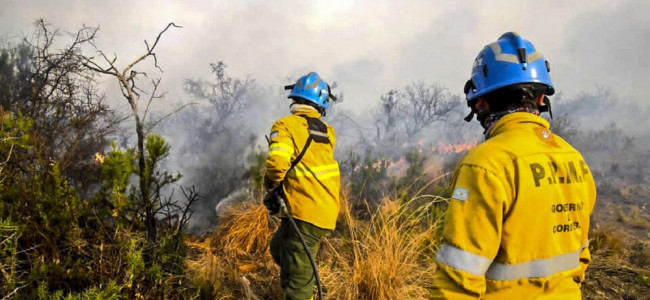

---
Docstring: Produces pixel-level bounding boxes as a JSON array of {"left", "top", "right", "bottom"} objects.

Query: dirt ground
[{"left": 582, "top": 183, "right": 650, "bottom": 300}]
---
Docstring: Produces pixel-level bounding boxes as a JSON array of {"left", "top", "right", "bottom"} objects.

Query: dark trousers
[{"left": 270, "top": 218, "right": 329, "bottom": 300}]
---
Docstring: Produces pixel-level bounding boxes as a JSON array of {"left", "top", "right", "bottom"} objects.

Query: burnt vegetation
[{"left": 0, "top": 21, "right": 648, "bottom": 299}]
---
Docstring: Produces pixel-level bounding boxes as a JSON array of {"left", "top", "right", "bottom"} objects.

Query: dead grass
[
  {"left": 211, "top": 202, "right": 275, "bottom": 256},
  {"left": 185, "top": 202, "right": 280, "bottom": 299},
  {"left": 618, "top": 186, "right": 632, "bottom": 198},
  {"left": 629, "top": 241, "right": 650, "bottom": 266},
  {"left": 582, "top": 256, "right": 648, "bottom": 300},
  {"left": 313, "top": 178, "right": 448, "bottom": 300},
  {"left": 185, "top": 182, "right": 447, "bottom": 299},
  {"left": 589, "top": 224, "right": 626, "bottom": 258},
  {"left": 184, "top": 180, "right": 650, "bottom": 300},
  {"left": 617, "top": 205, "right": 650, "bottom": 229}
]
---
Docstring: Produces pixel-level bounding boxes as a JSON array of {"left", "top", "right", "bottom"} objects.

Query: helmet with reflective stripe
[
  {"left": 465, "top": 32, "right": 555, "bottom": 101},
  {"left": 287, "top": 72, "right": 334, "bottom": 110}
]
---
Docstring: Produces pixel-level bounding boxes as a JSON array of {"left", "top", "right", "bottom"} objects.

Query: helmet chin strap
[
  {"left": 464, "top": 110, "right": 475, "bottom": 122},
  {"left": 539, "top": 95, "right": 553, "bottom": 119},
  {"left": 463, "top": 95, "right": 478, "bottom": 122}
]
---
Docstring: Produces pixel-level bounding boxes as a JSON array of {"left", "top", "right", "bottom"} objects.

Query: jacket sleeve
[
  {"left": 432, "top": 163, "right": 509, "bottom": 299},
  {"left": 264, "top": 119, "right": 294, "bottom": 191}
]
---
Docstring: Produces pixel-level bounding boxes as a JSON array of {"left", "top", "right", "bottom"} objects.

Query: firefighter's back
[
  {"left": 277, "top": 112, "right": 340, "bottom": 230},
  {"left": 463, "top": 112, "right": 596, "bottom": 299}
]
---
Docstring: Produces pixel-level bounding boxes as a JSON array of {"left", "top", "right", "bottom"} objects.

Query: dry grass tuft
[
  {"left": 583, "top": 229, "right": 650, "bottom": 300},
  {"left": 630, "top": 241, "right": 650, "bottom": 266},
  {"left": 589, "top": 224, "right": 626, "bottom": 258},
  {"left": 186, "top": 201, "right": 280, "bottom": 299},
  {"left": 211, "top": 202, "right": 275, "bottom": 256},
  {"left": 319, "top": 187, "right": 445, "bottom": 300},
  {"left": 186, "top": 180, "right": 449, "bottom": 299},
  {"left": 618, "top": 186, "right": 632, "bottom": 198},
  {"left": 626, "top": 206, "right": 650, "bottom": 229},
  {"left": 617, "top": 205, "right": 650, "bottom": 229}
]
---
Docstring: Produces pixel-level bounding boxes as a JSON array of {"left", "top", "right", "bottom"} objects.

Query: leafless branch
[
  {"left": 142, "top": 78, "right": 162, "bottom": 124},
  {"left": 145, "top": 102, "right": 196, "bottom": 134},
  {"left": 127, "top": 22, "right": 181, "bottom": 74},
  {"left": 178, "top": 186, "right": 203, "bottom": 233},
  {"left": 1, "top": 284, "right": 28, "bottom": 300}
]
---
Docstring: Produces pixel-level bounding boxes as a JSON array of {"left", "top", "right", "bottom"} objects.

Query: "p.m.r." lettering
[
  {"left": 529, "top": 160, "right": 590, "bottom": 187},
  {"left": 530, "top": 163, "right": 545, "bottom": 187}
]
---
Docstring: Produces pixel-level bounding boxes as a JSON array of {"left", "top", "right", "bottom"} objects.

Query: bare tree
[
  {"left": 0, "top": 20, "right": 121, "bottom": 189},
  {"left": 398, "top": 83, "right": 456, "bottom": 140},
  {"left": 81, "top": 22, "right": 182, "bottom": 243},
  {"left": 184, "top": 61, "right": 255, "bottom": 121}
]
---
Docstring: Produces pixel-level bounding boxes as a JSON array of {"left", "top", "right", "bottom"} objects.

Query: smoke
[
  {"left": 156, "top": 64, "right": 291, "bottom": 231},
  {"left": 155, "top": 62, "right": 483, "bottom": 231},
  {"left": 153, "top": 59, "right": 649, "bottom": 232},
  {"left": 4, "top": 1, "right": 646, "bottom": 231},
  {"left": 554, "top": 0, "right": 650, "bottom": 105},
  {"left": 549, "top": 87, "right": 650, "bottom": 187}
]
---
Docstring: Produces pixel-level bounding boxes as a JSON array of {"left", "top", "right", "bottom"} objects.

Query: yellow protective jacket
[
  {"left": 432, "top": 112, "right": 597, "bottom": 300},
  {"left": 264, "top": 105, "right": 340, "bottom": 230}
]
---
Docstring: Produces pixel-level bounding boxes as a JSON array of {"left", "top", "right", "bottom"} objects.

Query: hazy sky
[{"left": 1, "top": 0, "right": 648, "bottom": 112}]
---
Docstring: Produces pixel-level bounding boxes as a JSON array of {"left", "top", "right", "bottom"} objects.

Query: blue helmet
[
  {"left": 465, "top": 32, "right": 555, "bottom": 101},
  {"left": 285, "top": 72, "right": 337, "bottom": 110}
]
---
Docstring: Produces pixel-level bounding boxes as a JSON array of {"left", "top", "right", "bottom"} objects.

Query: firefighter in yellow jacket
[
  {"left": 264, "top": 72, "right": 340, "bottom": 300},
  {"left": 432, "top": 32, "right": 597, "bottom": 299}
]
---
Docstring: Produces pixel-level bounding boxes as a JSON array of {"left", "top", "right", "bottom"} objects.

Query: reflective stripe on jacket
[
  {"left": 432, "top": 112, "right": 597, "bottom": 300},
  {"left": 265, "top": 107, "right": 340, "bottom": 230}
]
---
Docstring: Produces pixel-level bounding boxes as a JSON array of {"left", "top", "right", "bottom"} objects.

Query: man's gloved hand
[
  {"left": 263, "top": 189, "right": 280, "bottom": 215},
  {"left": 264, "top": 176, "right": 280, "bottom": 193}
]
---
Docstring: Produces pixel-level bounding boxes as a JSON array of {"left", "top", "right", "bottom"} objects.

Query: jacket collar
[
  {"left": 487, "top": 112, "right": 550, "bottom": 139},
  {"left": 290, "top": 104, "right": 322, "bottom": 118}
]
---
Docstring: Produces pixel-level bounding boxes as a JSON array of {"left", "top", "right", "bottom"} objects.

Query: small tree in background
[
  {"left": 398, "top": 83, "right": 456, "bottom": 141},
  {"left": 372, "top": 83, "right": 458, "bottom": 153},
  {"left": 82, "top": 22, "right": 185, "bottom": 244},
  {"left": 376, "top": 89, "right": 399, "bottom": 142},
  {"left": 184, "top": 61, "right": 255, "bottom": 123}
]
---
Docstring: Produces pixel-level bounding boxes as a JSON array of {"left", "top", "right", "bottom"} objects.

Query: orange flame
[
  {"left": 94, "top": 152, "right": 105, "bottom": 164},
  {"left": 432, "top": 142, "right": 477, "bottom": 154}
]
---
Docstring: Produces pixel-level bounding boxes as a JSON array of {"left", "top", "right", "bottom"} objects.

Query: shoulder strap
[
  {"left": 302, "top": 115, "right": 330, "bottom": 144},
  {"left": 289, "top": 135, "right": 312, "bottom": 172},
  {"left": 282, "top": 115, "right": 328, "bottom": 182}
]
